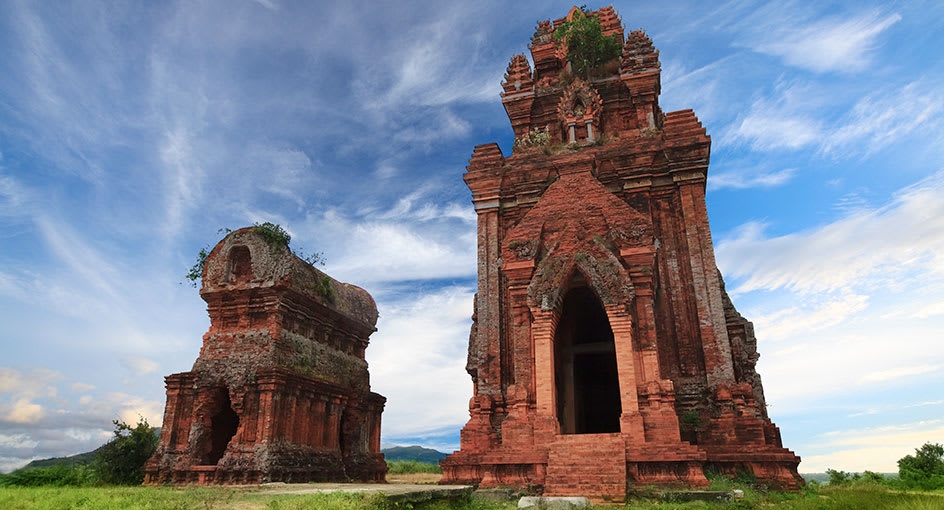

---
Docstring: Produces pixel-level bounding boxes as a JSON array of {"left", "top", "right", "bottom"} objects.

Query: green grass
[
  {"left": 386, "top": 460, "right": 442, "bottom": 475},
  {"left": 0, "top": 486, "right": 508, "bottom": 510},
  {"left": 0, "top": 483, "right": 941, "bottom": 509}
]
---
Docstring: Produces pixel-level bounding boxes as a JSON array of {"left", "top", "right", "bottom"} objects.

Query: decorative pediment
[
  {"left": 558, "top": 79, "right": 602, "bottom": 124},
  {"left": 501, "top": 167, "right": 653, "bottom": 310}
]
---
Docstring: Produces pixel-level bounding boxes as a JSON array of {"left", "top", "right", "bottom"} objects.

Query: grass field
[
  {"left": 3, "top": 461, "right": 942, "bottom": 509},
  {"left": 1, "top": 482, "right": 943, "bottom": 509}
]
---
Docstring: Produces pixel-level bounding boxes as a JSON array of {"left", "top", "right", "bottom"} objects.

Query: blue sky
[{"left": 1, "top": 0, "right": 942, "bottom": 474}]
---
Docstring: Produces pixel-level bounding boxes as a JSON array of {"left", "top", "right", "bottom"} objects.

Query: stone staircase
[{"left": 544, "top": 433, "right": 626, "bottom": 501}]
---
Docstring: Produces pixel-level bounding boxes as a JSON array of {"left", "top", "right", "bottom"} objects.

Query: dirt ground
[{"left": 386, "top": 473, "right": 442, "bottom": 484}]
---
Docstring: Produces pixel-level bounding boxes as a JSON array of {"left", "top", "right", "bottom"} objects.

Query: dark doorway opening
[
  {"left": 205, "top": 390, "right": 239, "bottom": 465},
  {"left": 228, "top": 246, "right": 252, "bottom": 283},
  {"left": 555, "top": 285, "right": 621, "bottom": 434}
]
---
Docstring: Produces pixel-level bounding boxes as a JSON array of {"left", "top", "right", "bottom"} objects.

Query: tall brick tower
[{"left": 440, "top": 6, "right": 802, "bottom": 499}]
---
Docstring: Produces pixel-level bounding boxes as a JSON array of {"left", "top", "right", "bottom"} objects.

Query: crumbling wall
[{"left": 145, "top": 226, "right": 386, "bottom": 484}]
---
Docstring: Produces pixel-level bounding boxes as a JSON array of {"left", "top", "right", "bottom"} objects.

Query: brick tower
[
  {"left": 440, "top": 6, "right": 802, "bottom": 499},
  {"left": 145, "top": 227, "right": 386, "bottom": 484}
]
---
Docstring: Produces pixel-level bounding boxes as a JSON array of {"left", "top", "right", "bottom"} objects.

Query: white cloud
[
  {"left": 306, "top": 196, "right": 477, "bottom": 287},
  {"left": 252, "top": 0, "right": 278, "bottom": 11},
  {"left": 749, "top": 292, "right": 868, "bottom": 342},
  {"left": 121, "top": 357, "right": 160, "bottom": 376},
  {"left": 741, "top": 9, "right": 902, "bottom": 73},
  {"left": 717, "top": 170, "right": 944, "bottom": 295},
  {"left": 71, "top": 382, "right": 95, "bottom": 393},
  {"left": 0, "top": 433, "right": 38, "bottom": 450},
  {"left": 721, "top": 78, "right": 942, "bottom": 159},
  {"left": 708, "top": 167, "right": 795, "bottom": 191},
  {"left": 5, "top": 400, "right": 44, "bottom": 424},
  {"left": 724, "top": 82, "right": 824, "bottom": 151},
  {"left": 757, "top": 321, "right": 944, "bottom": 413},
  {"left": 368, "top": 285, "right": 474, "bottom": 441},
  {"left": 0, "top": 171, "right": 32, "bottom": 220},
  {"left": 720, "top": 172, "right": 944, "bottom": 430},
  {"left": 802, "top": 421, "right": 944, "bottom": 472},
  {"left": 860, "top": 365, "right": 941, "bottom": 384},
  {"left": 905, "top": 301, "right": 944, "bottom": 319},
  {"left": 358, "top": 4, "right": 502, "bottom": 112},
  {"left": 660, "top": 57, "right": 729, "bottom": 123},
  {"left": 824, "top": 80, "right": 944, "bottom": 156},
  {"left": 0, "top": 368, "right": 62, "bottom": 399},
  {"left": 158, "top": 127, "right": 204, "bottom": 241},
  {"left": 35, "top": 217, "right": 126, "bottom": 306},
  {"left": 903, "top": 401, "right": 944, "bottom": 409}
]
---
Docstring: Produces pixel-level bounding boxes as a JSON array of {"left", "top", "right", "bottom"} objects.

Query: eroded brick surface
[
  {"left": 144, "top": 227, "right": 386, "bottom": 485},
  {"left": 441, "top": 6, "right": 802, "bottom": 499}
]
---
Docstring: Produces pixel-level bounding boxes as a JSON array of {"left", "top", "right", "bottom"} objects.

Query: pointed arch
[
  {"left": 527, "top": 250, "right": 634, "bottom": 313},
  {"left": 195, "top": 385, "right": 240, "bottom": 466},
  {"left": 554, "top": 282, "right": 621, "bottom": 434}
]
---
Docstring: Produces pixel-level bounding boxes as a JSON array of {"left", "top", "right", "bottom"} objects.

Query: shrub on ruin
[{"left": 553, "top": 7, "right": 622, "bottom": 78}]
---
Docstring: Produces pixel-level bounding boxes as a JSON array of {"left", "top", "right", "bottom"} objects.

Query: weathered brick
[
  {"left": 441, "top": 6, "right": 802, "bottom": 499},
  {"left": 145, "top": 227, "right": 386, "bottom": 485}
]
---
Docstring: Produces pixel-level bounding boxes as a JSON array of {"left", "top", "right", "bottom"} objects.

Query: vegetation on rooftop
[
  {"left": 553, "top": 6, "right": 622, "bottom": 79},
  {"left": 184, "top": 222, "right": 324, "bottom": 288}
]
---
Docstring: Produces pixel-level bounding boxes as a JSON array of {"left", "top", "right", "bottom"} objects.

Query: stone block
[{"left": 518, "top": 496, "right": 590, "bottom": 509}]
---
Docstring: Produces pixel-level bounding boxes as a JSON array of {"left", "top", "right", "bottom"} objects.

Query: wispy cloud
[
  {"left": 0, "top": 168, "right": 32, "bottom": 221},
  {"left": 301, "top": 193, "right": 477, "bottom": 287},
  {"left": 708, "top": 167, "right": 795, "bottom": 191},
  {"left": 660, "top": 54, "right": 748, "bottom": 127},
  {"left": 723, "top": 81, "right": 824, "bottom": 151},
  {"left": 861, "top": 365, "right": 941, "bottom": 384},
  {"left": 158, "top": 127, "right": 204, "bottom": 241},
  {"left": 717, "top": 170, "right": 944, "bottom": 294},
  {"left": 737, "top": 7, "right": 901, "bottom": 73},
  {"left": 720, "top": 69, "right": 942, "bottom": 160},
  {"left": 824, "top": 80, "right": 944, "bottom": 156},
  {"left": 749, "top": 292, "right": 868, "bottom": 342},
  {"left": 121, "top": 357, "right": 160, "bottom": 377},
  {"left": 721, "top": 171, "right": 944, "bottom": 425}
]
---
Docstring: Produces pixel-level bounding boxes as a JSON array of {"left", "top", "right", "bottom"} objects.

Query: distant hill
[
  {"left": 21, "top": 439, "right": 443, "bottom": 472},
  {"left": 381, "top": 446, "right": 447, "bottom": 464},
  {"left": 18, "top": 427, "right": 161, "bottom": 472},
  {"left": 21, "top": 449, "right": 99, "bottom": 470}
]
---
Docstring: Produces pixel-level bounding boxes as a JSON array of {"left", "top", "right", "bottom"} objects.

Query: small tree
[
  {"left": 94, "top": 418, "right": 158, "bottom": 485},
  {"left": 553, "top": 8, "right": 622, "bottom": 78},
  {"left": 898, "top": 442, "right": 944, "bottom": 490},
  {"left": 826, "top": 468, "right": 851, "bottom": 485}
]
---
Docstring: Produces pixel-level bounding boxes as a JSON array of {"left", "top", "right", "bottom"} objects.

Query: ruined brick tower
[
  {"left": 440, "top": 6, "right": 802, "bottom": 499},
  {"left": 145, "top": 227, "right": 386, "bottom": 484}
]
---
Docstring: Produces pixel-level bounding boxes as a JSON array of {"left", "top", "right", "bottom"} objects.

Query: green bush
[
  {"left": 897, "top": 441, "right": 944, "bottom": 490},
  {"left": 553, "top": 7, "right": 622, "bottom": 78},
  {"left": 93, "top": 418, "right": 158, "bottom": 485},
  {"left": 826, "top": 468, "right": 851, "bottom": 485}
]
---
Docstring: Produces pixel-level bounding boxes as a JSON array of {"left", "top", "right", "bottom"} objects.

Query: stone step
[{"left": 545, "top": 434, "right": 626, "bottom": 500}]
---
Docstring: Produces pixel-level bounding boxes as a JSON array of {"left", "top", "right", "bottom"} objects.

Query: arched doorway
[
  {"left": 554, "top": 285, "right": 621, "bottom": 434},
  {"left": 201, "top": 388, "right": 239, "bottom": 465}
]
